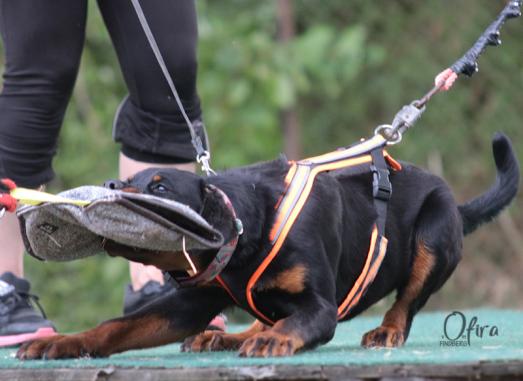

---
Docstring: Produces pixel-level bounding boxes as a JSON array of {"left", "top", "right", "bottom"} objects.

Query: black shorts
[{"left": 0, "top": 0, "right": 203, "bottom": 188}]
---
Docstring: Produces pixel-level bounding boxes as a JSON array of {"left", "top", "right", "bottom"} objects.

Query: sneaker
[
  {"left": 123, "top": 280, "right": 175, "bottom": 315},
  {"left": 0, "top": 272, "right": 57, "bottom": 347},
  {"left": 123, "top": 280, "right": 227, "bottom": 331}
]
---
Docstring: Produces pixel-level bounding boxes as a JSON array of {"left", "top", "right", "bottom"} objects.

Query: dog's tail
[{"left": 458, "top": 132, "right": 520, "bottom": 236}]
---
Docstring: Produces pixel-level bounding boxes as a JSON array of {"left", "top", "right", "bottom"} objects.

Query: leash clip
[
  {"left": 370, "top": 165, "right": 392, "bottom": 201},
  {"left": 375, "top": 102, "right": 426, "bottom": 145},
  {"left": 197, "top": 151, "right": 216, "bottom": 176},
  {"left": 393, "top": 102, "right": 425, "bottom": 130},
  {"left": 0, "top": 207, "right": 5, "bottom": 219}
]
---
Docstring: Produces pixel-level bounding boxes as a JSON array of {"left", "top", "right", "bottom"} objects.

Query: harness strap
[
  {"left": 371, "top": 149, "right": 392, "bottom": 236},
  {"left": 245, "top": 149, "right": 399, "bottom": 325},
  {"left": 337, "top": 228, "right": 388, "bottom": 320},
  {"left": 337, "top": 149, "right": 392, "bottom": 320},
  {"left": 247, "top": 155, "right": 378, "bottom": 325}
]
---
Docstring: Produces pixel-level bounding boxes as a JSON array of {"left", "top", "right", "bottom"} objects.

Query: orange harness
[{"left": 218, "top": 143, "right": 401, "bottom": 325}]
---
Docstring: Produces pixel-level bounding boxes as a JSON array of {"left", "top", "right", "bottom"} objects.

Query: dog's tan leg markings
[
  {"left": 17, "top": 315, "right": 181, "bottom": 359},
  {"left": 361, "top": 241, "right": 435, "bottom": 348},
  {"left": 238, "top": 319, "right": 305, "bottom": 357},
  {"left": 182, "top": 319, "right": 268, "bottom": 353},
  {"left": 259, "top": 264, "right": 308, "bottom": 294}
]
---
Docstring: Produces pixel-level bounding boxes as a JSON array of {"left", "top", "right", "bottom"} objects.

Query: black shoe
[
  {"left": 122, "top": 280, "right": 228, "bottom": 331},
  {"left": 0, "top": 272, "right": 56, "bottom": 347},
  {"left": 122, "top": 280, "right": 175, "bottom": 315}
]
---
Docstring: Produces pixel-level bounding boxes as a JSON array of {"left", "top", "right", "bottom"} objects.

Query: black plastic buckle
[{"left": 370, "top": 165, "right": 392, "bottom": 201}]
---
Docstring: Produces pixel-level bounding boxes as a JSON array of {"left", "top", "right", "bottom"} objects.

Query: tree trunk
[{"left": 276, "top": 0, "right": 301, "bottom": 160}]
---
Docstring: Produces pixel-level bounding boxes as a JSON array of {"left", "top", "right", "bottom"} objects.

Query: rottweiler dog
[{"left": 17, "top": 133, "right": 519, "bottom": 359}]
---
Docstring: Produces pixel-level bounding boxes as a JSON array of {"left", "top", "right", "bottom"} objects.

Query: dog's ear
[{"left": 199, "top": 184, "right": 237, "bottom": 242}]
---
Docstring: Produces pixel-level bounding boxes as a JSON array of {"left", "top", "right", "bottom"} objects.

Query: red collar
[{"left": 166, "top": 185, "right": 242, "bottom": 288}]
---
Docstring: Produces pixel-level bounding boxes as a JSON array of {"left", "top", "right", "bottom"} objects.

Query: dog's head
[
  {"left": 103, "top": 168, "right": 239, "bottom": 272},
  {"left": 106, "top": 168, "right": 205, "bottom": 211}
]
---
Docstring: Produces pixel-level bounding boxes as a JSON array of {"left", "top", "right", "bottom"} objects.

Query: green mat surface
[{"left": 1, "top": 309, "right": 522, "bottom": 369}]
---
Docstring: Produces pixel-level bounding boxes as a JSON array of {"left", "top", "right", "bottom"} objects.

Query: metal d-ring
[{"left": 374, "top": 124, "right": 403, "bottom": 145}]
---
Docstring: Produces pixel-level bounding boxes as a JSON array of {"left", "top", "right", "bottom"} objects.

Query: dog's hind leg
[
  {"left": 361, "top": 240, "right": 436, "bottom": 348},
  {"left": 181, "top": 319, "right": 269, "bottom": 352},
  {"left": 361, "top": 189, "right": 462, "bottom": 348}
]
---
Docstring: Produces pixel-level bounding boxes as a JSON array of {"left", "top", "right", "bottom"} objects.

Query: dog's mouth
[{"left": 128, "top": 198, "right": 219, "bottom": 243}]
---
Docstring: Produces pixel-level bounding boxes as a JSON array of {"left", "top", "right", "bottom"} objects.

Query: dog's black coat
[{"left": 17, "top": 133, "right": 519, "bottom": 359}]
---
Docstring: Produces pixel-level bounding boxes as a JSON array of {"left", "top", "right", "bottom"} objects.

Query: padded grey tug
[{"left": 17, "top": 186, "right": 225, "bottom": 261}]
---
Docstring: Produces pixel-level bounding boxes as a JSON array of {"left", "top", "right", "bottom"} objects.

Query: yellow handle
[{"left": 11, "top": 188, "right": 91, "bottom": 207}]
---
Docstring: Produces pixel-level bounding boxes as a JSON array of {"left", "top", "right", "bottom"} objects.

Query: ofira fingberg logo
[{"left": 440, "top": 311, "right": 499, "bottom": 347}]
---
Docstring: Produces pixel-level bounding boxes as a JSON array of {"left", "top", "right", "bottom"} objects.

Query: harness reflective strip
[
  {"left": 269, "top": 164, "right": 311, "bottom": 242},
  {"left": 306, "top": 135, "right": 387, "bottom": 164},
  {"left": 247, "top": 155, "right": 375, "bottom": 325},
  {"left": 272, "top": 162, "right": 299, "bottom": 212},
  {"left": 337, "top": 226, "right": 378, "bottom": 316},
  {"left": 338, "top": 235, "right": 388, "bottom": 320},
  {"left": 270, "top": 155, "right": 375, "bottom": 243}
]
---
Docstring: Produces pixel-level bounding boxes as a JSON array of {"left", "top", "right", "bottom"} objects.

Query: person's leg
[
  {"left": 0, "top": 0, "right": 87, "bottom": 346},
  {"left": 97, "top": 0, "right": 204, "bottom": 167},
  {"left": 0, "top": 214, "right": 24, "bottom": 277},
  {"left": 0, "top": 0, "right": 87, "bottom": 274}
]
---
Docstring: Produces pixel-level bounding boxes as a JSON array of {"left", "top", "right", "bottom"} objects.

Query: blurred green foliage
[{"left": 0, "top": 1, "right": 521, "bottom": 332}]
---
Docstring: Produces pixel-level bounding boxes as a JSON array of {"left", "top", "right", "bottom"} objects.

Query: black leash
[
  {"left": 129, "top": 0, "right": 215, "bottom": 176},
  {"left": 450, "top": 0, "right": 522, "bottom": 77},
  {"left": 129, "top": 0, "right": 520, "bottom": 170},
  {"left": 367, "top": 0, "right": 520, "bottom": 258},
  {"left": 375, "top": 0, "right": 521, "bottom": 146}
]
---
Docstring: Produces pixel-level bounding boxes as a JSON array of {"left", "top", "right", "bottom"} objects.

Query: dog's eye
[{"left": 150, "top": 183, "right": 168, "bottom": 193}]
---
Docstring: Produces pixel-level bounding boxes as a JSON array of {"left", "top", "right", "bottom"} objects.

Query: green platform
[{"left": 1, "top": 309, "right": 522, "bottom": 380}]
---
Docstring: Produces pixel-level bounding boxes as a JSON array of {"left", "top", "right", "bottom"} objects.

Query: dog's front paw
[
  {"left": 238, "top": 331, "right": 302, "bottom": 357},
  {"left": 16, "top": 335, "right": 64, "bottom": 360},
  {"left": 16, "top": 335, "right": 102, "bottom": 360},
  {"left": 361, "top": 326, "right": 405, "bottom": 348},
  {"left": 181, "top": 331, "right": 233, "bottom": 352}
]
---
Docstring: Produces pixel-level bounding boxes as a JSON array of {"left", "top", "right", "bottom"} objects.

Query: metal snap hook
[{"left": 197, "top": 151, "right": 217, "bottom": 176}]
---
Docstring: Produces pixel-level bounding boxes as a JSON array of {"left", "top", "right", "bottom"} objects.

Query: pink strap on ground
[
  {"left": 0, "top": 327, "right": 57, "bottom": 348},
  {"left": 434, "top": 68, "right": 458, "bottom": 91}
]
